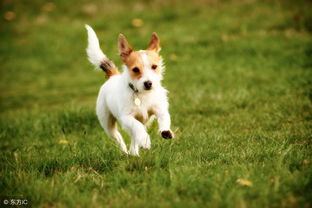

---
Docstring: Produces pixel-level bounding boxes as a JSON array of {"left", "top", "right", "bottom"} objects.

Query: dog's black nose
[{"left": 144, "top": 81, "right": 152, "bottom": 90}]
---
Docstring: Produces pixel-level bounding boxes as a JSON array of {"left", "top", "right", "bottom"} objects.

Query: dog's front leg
[
  {"left": 120, "top": 115, "right": 151, "bottom": 156},
  {"left": 155, "top": 108, "right": 174, "bottom": 139}
]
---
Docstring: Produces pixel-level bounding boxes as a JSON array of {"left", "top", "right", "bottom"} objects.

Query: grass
[{"left": 1, "top": 0, "right": 312, "bottom": 207}]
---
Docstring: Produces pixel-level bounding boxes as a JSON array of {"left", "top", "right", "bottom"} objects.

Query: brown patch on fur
[
  {"left": 134, "top": 113, "right": 144, "bottom": 123},
  {"left": 148, "top": 108, "right": 155, "bottom": 117},
  {"left": 123, "top": 50, "right": 162, "bottom": 79},
  {"left": 100, "top": 59, "right": 119, "bottom": 77},
  {"left": 123, "top": 51, "right": 144, "bottom": 79},
  {"left": 122, "top": 50, "right": 162, "bottom": 78},
  {"left": 134, "top": 109, "right": 154, "bottom": 124},
  {"left": 118, "top": 34, "right": 144, "bottom": 79},
  {"left": 146, "top": 50, "right": 161, "bottom": 74}
]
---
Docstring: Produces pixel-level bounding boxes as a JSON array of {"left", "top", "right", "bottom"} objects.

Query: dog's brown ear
[
  {"left": 147, "top": 32, "right": 161, "bottom": 53},
  {"left": 118, "top": 34, "right": 133, "bottom": 61}
]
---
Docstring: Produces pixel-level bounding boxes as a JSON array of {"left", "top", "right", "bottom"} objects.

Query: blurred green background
[{"left": 0, "top": 0, "right": 311, "bottom": 207}]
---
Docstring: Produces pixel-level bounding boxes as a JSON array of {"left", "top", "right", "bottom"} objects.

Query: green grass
[{"left": 1, "top": 0, "right": 312, "bottom": 207}]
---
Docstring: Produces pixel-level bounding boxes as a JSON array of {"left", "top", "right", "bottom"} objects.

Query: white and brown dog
[{"left": 85, "top": 25, "right": 174, "bottom": 156}]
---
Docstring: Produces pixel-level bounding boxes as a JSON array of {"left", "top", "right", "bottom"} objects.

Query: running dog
[{"left": 85, "top": 25, "right": 174, "bottom": 156}]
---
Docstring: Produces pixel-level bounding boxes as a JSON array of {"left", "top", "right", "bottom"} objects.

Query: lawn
[{"left": 0, "top": 0, "right": 311, "bottom": 207}]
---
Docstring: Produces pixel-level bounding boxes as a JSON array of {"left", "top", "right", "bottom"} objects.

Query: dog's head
[{"left": 118, "top": 33, "right": 163, "bottom": 92}]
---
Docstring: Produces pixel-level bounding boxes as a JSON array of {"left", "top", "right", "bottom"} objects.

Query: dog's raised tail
[{"left": 85, "top": 25, "right": 119, "bottom": 77}]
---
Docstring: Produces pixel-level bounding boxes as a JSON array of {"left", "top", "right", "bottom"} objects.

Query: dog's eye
[
  {"left": 151, "top": 65, "right": 157, "bottom": 70},
  {"left": 132, "top": 67, "right": 140, "bottom": 73}
]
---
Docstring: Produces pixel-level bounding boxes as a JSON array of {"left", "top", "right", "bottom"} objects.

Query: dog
[{"left": 85, "top": 25, "right": 174, "bottom": 156}]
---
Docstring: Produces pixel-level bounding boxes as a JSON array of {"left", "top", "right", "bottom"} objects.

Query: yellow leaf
[
  {"left": 132, "top": 18, "right": 143, "bottom": 28},
  {"left": 236, "top": 178, "right": 253, "bottom": 187},
  {"left": 59, "top": 139, "right": 69, "bottom": 144}
]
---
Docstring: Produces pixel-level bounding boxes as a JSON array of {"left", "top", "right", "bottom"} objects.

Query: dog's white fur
[
  {"left": 85, "top": 25, "right": 173, "bottom": 155},
  {"left": 86, "top": 25, "right": 107, "bottom": 67}
]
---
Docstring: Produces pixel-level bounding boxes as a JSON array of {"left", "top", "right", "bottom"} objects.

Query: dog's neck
[
  {"left": 128, "top": 83, "right": 138, "bottom": 93},
  {"left": 121, "top": 67, "right": 138, "bottom": 94}
]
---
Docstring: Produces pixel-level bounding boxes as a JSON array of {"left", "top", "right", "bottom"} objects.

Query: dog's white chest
[{"left": 131, "top": 103, "right": 154, "bottom": 124}]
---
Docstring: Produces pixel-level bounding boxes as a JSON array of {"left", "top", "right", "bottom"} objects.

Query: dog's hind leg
[
  {"left": 96, "top": 101, "right": 128, "bottom": 154},
  {"left": 108, "top": 116, "right": 128, "bottom": 154}
]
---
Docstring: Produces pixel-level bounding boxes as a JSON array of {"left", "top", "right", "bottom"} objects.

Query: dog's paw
[
  {"left": 129, "top": 151, "right": 140, "bottom": 156},
  {"left": 161, "top": 130, "right": 174, "bottom": 139},
  {"left": 140, "top": 134, "right": 151, "bottom": 150},
  {"left": 129, "top": 145, "right": 140, "bottom": 156}
]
